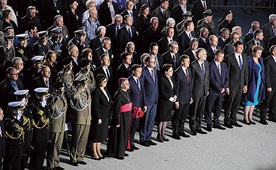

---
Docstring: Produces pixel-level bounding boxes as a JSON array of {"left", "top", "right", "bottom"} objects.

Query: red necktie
[{"left": 203, "top": 1, "right": 207, "bottom": 11}]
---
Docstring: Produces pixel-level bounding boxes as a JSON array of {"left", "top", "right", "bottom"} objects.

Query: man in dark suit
[
  {"left": 152, "top": 0, "right": 170, "bottom": 30},
  {"left": 162, "top": 41, "right": 181, "bottom": 69},
  {"left": 90, "top": 26, "right": 106, "bottom": 52},
  {"left": 245, "top": 29, "right": 266, "bottom": 56},
  {"left": 121, "top": 0, "right": 140, "bottom": 32},
  {"left": 66, "top": 45, "right": 81, "bottom": 74},
  {"left": 116, "top": 52, "right": 133, "bottom": 81},
  {"left": 0, "top": 67, "right": 24, "bottom": 112},
  {"left": 189, "top": 48, "right": 209, "bottom": 135},
  {"left": 244, "top": 21, "right": 260, "bottom": 44},
  {"left": 218, "top": 28, "right": 230, "bottom": 48},
  {"left": 158, "top": 27, "right": 175, "bottom": 55},
  {"left": 93, "top": 37, "right": 114, "bottom": 67},
  {"left": 184, "top": 38, "right": 198, "bottom": 62},
  {"left": 192, "top": 0, "right": 211, "bottom": 26},
  {"left": 140, "top": 56, "right": 158, "bottom": 146},
  {"left": 224, "top": 41, "right": 248, "bottom": 128},
  {"left": 178, "top": 20, "right": 195, "bottom": 54},
  {"left": 149, "top": 42, "right": 163, "bottom": 76},
  {"left": 19, "top": 6, "right": 42, "bottom": 33},
  {"left": 139, "top": 0, "right": 157, "bottom": 11},
  {"left": 141, "top": 17, "right": 163, "bottom": 53},
  {"left": 47, "top": 15, "right": 70, "bottom": 44},
  {"left": 94, "top": 54, "right": 116, "bottom": 96},
  {"left": 106, "top": 14, "right": 123, "bottom": 57},
  {"left": 172, "top": 54, "right": 192, "bottom": 139},
  {"left": 206, "top": 35, "right": 221, "bottom": 62},
  {"left": 262, "top": 14, "right": 276, "bottom": 46},
  {"left": 205, "top": 50, "right": 228, "bottom": 132},
  {"left": 34, "top": 65, "right": 54, "bottom": 93},
  {"left": 260, "top": 45, "right": 276, "bottom": 124},
  {"left": 198, "top": 27, "right": 210, "bottom": 49},
  {"left": 171, "top": 0, "right": 190, "bottom": 24},
  {"left": 223, "top": 31, "right": 240, "bottom": 56},
  {"left": 98, "top": 0, "right": 120, "bottom": 26},
  {"left": 127, "top": 64, "right": 146, "bottom": 151},
  {"left": 117, "top": 15, "right": 138, "bottom": 53}
]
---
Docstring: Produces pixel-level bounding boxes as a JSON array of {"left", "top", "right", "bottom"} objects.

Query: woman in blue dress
[{"left": 243, "top": 45, "right": 265, "bottom": 125}]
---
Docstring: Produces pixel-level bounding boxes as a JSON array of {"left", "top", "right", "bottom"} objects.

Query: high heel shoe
[
  {"left": 157, "top": 134, "right": 164, "bottom": 143},
  {"left": 92, "top": 154, "right": 101, "bottom": 160},
  {"left": 243, "top": 119, "right": 250, "bottom": 125},
  {"left": 249, "top": 120, "right": 256, "bottom": 125},
  {"left": 162, "top": 135, "right": 169, "bottom": 141}
]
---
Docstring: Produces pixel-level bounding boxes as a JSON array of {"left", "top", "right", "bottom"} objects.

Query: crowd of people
[{"left": 0, "top": 0, "right": 276, "bottom": 169}]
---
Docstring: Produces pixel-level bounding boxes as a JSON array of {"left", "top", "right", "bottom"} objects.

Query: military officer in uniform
[
  {"left": 67, "top": 29, "right": 90, "bottom": 54},
  {"left": 70, "top": 76, "right": 91, "bottom": 166},
  {"left": 176, "top": 11, "right": 193, "bottom": 34},
  {"left": 3, "top": 101, "right": 25, "bottom": 170},
  {"left": 29, "top": 88, "right": 50, "bottom": 170},
  {"left": 14, "top": 90, "right": 33, "bottom": 170},
  {"left": 47, "top": 82, "right": 68, "bottom": 170}
]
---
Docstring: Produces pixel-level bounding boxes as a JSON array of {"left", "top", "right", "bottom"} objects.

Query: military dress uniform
[
  {"left": 70, "top": 77, "right": 91, "bottom": 166},
  {"left": 29, "top": 88, "right": 51, "bottom": 170},
  {"left": 3, "top": 101, "right": 26, "bottom": 170},
  {"left": 47, "top": 83, "right": 68, "bottom": 170},
  {"left": 75, "top": 60, "right": 96, "bottom": 93}
]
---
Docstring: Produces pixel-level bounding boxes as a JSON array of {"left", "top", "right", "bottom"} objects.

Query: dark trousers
[
  {"left": 205, "top": 93, "right": 223, "bottom": 126},
  {"left": 30, "top": 142, "right": 48, "bottom": 170},
  {"left": 21, "top": 141, "right": 31, "bottom": 170},
  {"left": 4, "top": 141, "right": 23, "bottom": 170},
  {"left": 260, "top": 90, "right": 276, "bottom": 121},
  {"left": 129, "top": 114, "right": 140, "bottom": 145},
  {"left": 224, "top": 88, "right": 242, "bottom": 124},
  {"left": 172, "top": 103, "right": 190, "bottom": 135},
  {"left": 189, "top": 95, "right": 207, "bottom": 131},
  {"left": 140, "top": 104, "right": 157, "bottom": 142}
]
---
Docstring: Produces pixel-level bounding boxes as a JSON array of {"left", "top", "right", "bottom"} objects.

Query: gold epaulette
[{"left": 5, "top": 118, "right": 24, "bottom": 140}]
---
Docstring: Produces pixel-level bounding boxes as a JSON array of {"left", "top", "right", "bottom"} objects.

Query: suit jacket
[
  {"left": 184, "top": 48, "right": 197, "bottom": 62},
  {"left": 223, "top": 42, "right": 234, "bottom": 57},
  {"left": 178, "top": 31, "right": 195, "bottom": 54},
  {"left": 192, "top": 0, "right": 211, "bottom": 25},
  {"left": 174, "top": 66, "right": 192, "bottom": 104},
  {"left": 128, "top": 76, "right": 145, "bottom": 108},
  {"left": 141, "top": 27, "right": 163, "bottom": 53},
  {"left": 162, "top": 51, "right": 181, "bottom": 69},
  {"left": 225, "top": 52, "right": 248, "bottom": 91},
  {"left": 171, "top": 5, "right": 190, "bottom": 24},
  {"left": 206, "top": 46, "right": 221, "bottom": 63},
  {"left": 34, "top": 76, "right": 54, "bottom": 93},
  {"left": 116, "top": 63, "right": 132, "bottom": 81},
  {"left": 90, "top": 36, "right": 103, "bottom": 52},
  {"left": 139, "top": 0, "right": 157, "bottom": 11},
  {"left": 198, "top": 37, "right": 210, "bottom": 49},
  {"left": 245, "top": 39, "right": 266, "bottom": 56},
  {"left": 106, "top": 23, "right": 123, "bottom": 55},
  {"left": 218, "top": 36, "right": 229, "bottom": 49},
  {"left": 264, "top": 55, "right": 276, "bottom": 89},
  {"left": 152, "top": 6, "right": 170, "bottom": 30},
  {"left": 117, "top": 25, "right": 137, "bottom": 53},
  {"left": 94, "top": 47, "right": 114, "bottom": 67},
  {"left": 141, "top": 67, "right": 158, "bottom": 105},
  {"left": 190, "top": 60, "right": 210, "bottom": 97},
  {"left": 121, "top": 9, "right": 140, "bottom": 32},
  {"left": 98, "top": 1, "right": 120, "bottom": 26},
  {"left": 158, "top": 36, "right": 173, "bottom": 55},
  {"left": 262, "top": 22, "right": 275, "bottom": 45},
  {"left": 244, "top": 32, "right": 253, "bottom": 45},
  {"left": 94, "top": 66, "right": 115, "bottom": 96},
  {"left": 209, "top": 60, "right": 229, "bottom": 95}
]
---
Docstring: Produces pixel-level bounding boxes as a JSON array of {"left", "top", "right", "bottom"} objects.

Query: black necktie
[{"left": 128, "top": 28, "right": 132, "bottom": 38}]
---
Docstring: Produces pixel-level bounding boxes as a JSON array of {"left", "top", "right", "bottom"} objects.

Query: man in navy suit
[
  {"left": 140, "top": 56, "right": 158, "bottom": 146},
  {"left": 206, "top": 35, "right": 221, "bottom": 62},
  {"left": 149, "top": 42, "right": 163, "bottom": 77},
  {"left": 121, "top": 0, "right": 140, "bottom": 32},
  {"left": 116, "top": 52, "right": 133, "bottom": 81},
  {"left": 178, "top": 20, "right": 195, "bottom": 54},
  {"left": 93, "top": 37, "right": 114, "bottom": 67},
  {"left": 205, "top": 50, "right": 228, "bottom": 132},
  {"left": 127, "top": 64, "right": 146, "bottom": 151},
  {"left": 172, "top": 54, "right": 192, "bottom": 139},
  {"left": 158, "top": 27, "right": 175, "bottom": 55},
  {"left": 218, "top": 28, "right": 230, "bottom": 48},
  {"left": 189, "top": 48, "right": 209, "bottom": 135},
  {"left": 98, "top": 0, "right": 120, "bottom": 26}
]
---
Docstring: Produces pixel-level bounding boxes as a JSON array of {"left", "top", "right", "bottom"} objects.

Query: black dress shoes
[
  {"left": 55, "top": 166, "right": 65, "bottom": 170},
  {"left": 191, "top": 130, "right": 197, "bottom": 136},
  {"left": 172, "top": 134, "right": 181, "bottom": 140},
  {"left": 179, "top": 132, "right": 190, "bottom": 138},
  {"left": 131, "top": 145, "right": 139, "bottom": 150},
  {"left": 126, "top": 148, "right": 134, "bottom": 152},
  {"left": 140, "top": 141, "right": 150, "bottom": 147},
  {"left": 260, "top": 119, "right": 268, "bottom": 125},
  {"left": 148, "top": 140, "right": 157, "bottom": 145},
  {"left": 232, "top": 122, "right": 243, "bottom": 127},
  {"left": 224, "top": 123, "right": 233, "bottom": 128},
  {"left": 115, "top": 156, "right": 125, "bottom": 160},
  {"left": 213, "top": 125, "right": 226, "bottom": 130},
  {"left": 77, "top": 161, "right": 87, "bottom": 165},
  {"left": 196, "top": 129, "right": 207, "bottom": 134},
  {"left": 70, "top": 161, "right": 78, "bottom": 166},
  {"left": 206, "top": 125, "right": 212, "bottom": 132},
  {"left": 124, "top": 153, "right": 129, "bottom": 157}
]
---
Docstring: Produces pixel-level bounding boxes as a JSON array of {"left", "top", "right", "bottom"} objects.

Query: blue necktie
[
  {"left": 201, "top": 63, "right": 205, "bottom": 75},
  {"left": 128, "top": 28, "right": 132, "bottom": 38},
  {"left": 11, "top": 82, "right": 19, "bottom": 91},
  {"left": 137, "top": 78, "right": 141, "bottom": 91},
  {"left": 238, "top": 55, "right": 242, "bottom": 70}
]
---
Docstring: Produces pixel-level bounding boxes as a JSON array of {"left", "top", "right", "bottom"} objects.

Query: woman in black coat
[
  {"left": 107, "top": 77, "right": 131, "bottom": 160},
  {"left": 156, "top": 64, "right": 176, "bottom": 142},
  {"left": 90, "top": 74, "right": 111, "bottom": 160}
]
